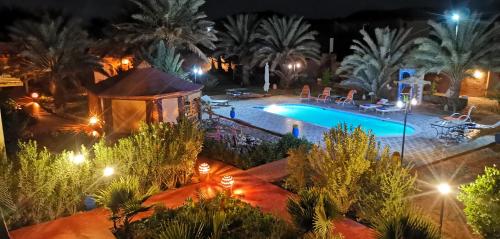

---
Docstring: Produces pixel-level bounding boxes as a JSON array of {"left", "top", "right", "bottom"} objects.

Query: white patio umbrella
[{"left": 264, "top": 63, "right": 270, "bottom": 92}]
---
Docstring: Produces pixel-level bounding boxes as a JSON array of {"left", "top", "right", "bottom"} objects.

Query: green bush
[
  {"left": 0, "top": 98, "right": 36, "bottom": 154},
  {"left": 321, "top": 70, "right": 332, "bottom": 86},
  {"left": 375, "top": 210, "right": 440, "bottom": 239},
  {"left": 458, "top": 166, "right": 500, "bottom": 239},
  {"left": 130, "top": 194, "right": 295, "bottom": 239},
  {"left": 201, "top": 133, "right": 311, "bottom": 169}
]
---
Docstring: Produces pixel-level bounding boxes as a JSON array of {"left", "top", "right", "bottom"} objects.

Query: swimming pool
[{"left": 258, "top": 104, "right": 415, "bottom": 137}]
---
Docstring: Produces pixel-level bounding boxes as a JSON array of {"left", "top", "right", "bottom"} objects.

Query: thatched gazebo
[{"left": 87, "top": 68, "right": 203, "bottom": 133}]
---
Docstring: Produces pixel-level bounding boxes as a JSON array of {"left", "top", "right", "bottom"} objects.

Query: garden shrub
[
  {"left": 0, "top": 98, "right": 36, "bottom": 154},
  {"left": 458, "top": 166, "right": 500, "bottom": 239},
  {"left": 375, "top": 210, "right": 440, "bottom": 239},
  {"left": 129, "top": 194, "right": 295, "bottom": 239},
  {"left": 321, "top": 69, "right": 332, "bottom": 86}
]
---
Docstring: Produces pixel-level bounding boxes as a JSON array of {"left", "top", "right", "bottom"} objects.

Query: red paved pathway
[{"left": 10, "top": 158, "right": 374, "bottom": 239}]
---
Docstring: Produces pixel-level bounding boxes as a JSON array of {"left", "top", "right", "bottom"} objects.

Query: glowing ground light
[
  {"left": 70, "top": 154, "right": 85, "bottom": 165},
  {"left": 31, "top": 92, "right": 39, "bottom": 99},
  {"left": 198, "top": 163, "right": 210, "bottom": 175},
  {"left": 91, "top": 130, "right": 100, "bottom": 137},
  {"left": 89, "top": 116, "right": 99, "bottom": 125},
  {"left": 121, "top": 58, "right": 130, "bottom": 65},
  {"left": 265, "top": 104, "right": 287, "bottom": 114},
  {"left": 103, "top": 167, "right": 115, "bottom": 177},
  {"left": 437, "top": 183, "right": 451, "bottom": 195},
  {"left": 221, "top": 175, "right": 234, "bottom": 188}
]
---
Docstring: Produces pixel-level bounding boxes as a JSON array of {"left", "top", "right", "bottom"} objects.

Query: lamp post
[
  {"left": 437, "top": 183, "right": 451, "bottom": 236},
  {"left": 287, "top": 62, "right": 301, "bottom": 72},
  {"left": 396, "top": 97, "right": 418, "bottom": 163},
  {"left": 451, "top": 13, "right": 460, "bottom": 37},
  {"left": 192, "top": 66, "right": 202, "bottom": 84}
]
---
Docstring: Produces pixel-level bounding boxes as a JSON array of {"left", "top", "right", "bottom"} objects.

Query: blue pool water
[{"left": 259, "top": 104, "right": 415, "bottom": 137}]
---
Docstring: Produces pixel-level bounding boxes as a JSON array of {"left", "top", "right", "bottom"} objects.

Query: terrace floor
[{"left": 211, "top": 95, "right": 495, "bottom": 166}]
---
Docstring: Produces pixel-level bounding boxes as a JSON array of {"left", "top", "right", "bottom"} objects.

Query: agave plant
[
  {"left": 376, "top": 211, "right": 440, "bottom": 239},
  {"left": 142, "top": 40, "right": 189, "bottom": 80},
  {"left": 9, "top": 15, "right": 102, "bottom": 110},
  {"left": 215, "top": 14, "right": 260, "bottom": 86},
  {"left": 251, "top": 16, "right": 321, "bottom": 88},
  {"left": 337, "top": 27, "right": 414, "bottom": 99},
  {"left": 410, "top": 11, "right": 500, "bottom": 110},
  {"left": 95, "top": 176, "right": 158, "bottom": 238},
  {"left": 116, "top": 0, "right": 217, "bottom": 60}
]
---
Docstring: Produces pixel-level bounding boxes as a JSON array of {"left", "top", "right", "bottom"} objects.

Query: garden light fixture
[
  {"left": 192, "top": 66, "right": 202, "bottom": 83},
  {"left": 451, "top": 13, "right": 460, "bottom": 22},
  {"left": 89, "top": 116, "right": 99, "bottom": 126},
  {"left": 103, "top": 167, "right": 115, "bottom": 177},
  {"left": 198, "top": 163, "right": 210, "bottom": 175},
  {"left": 70, "top": 153, "right": 85, "bottom": 165},
  {"left": 397, "top": 98, "right": 418, "bottom": 164},
  {"left": 221, "top": 175, "right": 234, "bottom": 189},
  {"left": 121, "top": 58, "right": 130, "bottom": 65},
  {"left": 437, "top": 183, "right": 451, "bottom": 195},
  {"left": 437, "top": 182, "right": 451, "bottom": 235},
  {"left": 30, "top": 92, "right": 39, "bottom": 99},
  {"left": 473, "top": 70, "right": 484, "bottom": 79}
]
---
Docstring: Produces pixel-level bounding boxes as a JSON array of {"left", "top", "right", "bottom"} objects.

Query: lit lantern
[
  {"left": 31, "top": 92, "right": 39, "bottom": 99},
  {"left": 198, "top": 163, "right": 210, "bottom": 175},
  {"left": 221, "top": 175, "right": 234, "bottom": 188},
  {"left": 121, "top": 58, "right": 130, "bottom": 65},
  {"left": 89, "top": 116, "right": 99, "bottom": 126}
]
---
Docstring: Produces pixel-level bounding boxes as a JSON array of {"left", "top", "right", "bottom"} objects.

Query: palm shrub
[
  {"left": 116, "top": 0, "right": 216, "bottom": 60},
  {"left": 9, "top": 15, "right": 102, "bottom": 110},
  {"left": 355, "top": 149, "right": 416, "bottom": 224},
  {"left": 458, "top": 166, "right": 500, "bottom": 238},
  {"left": 251, "top": 16, "right": 321, "bottom": 88},
  {"left": 410, "top": 11, "right": 500, "bottom": 111},
  {"left": 141, "top": 40, "right": 189, "bottom": 80},
  {"left": 215, "top": 14, "right": 260, "bottom": 86},
  {"left": 336, "top": 27, "right": 413, "bottom": 99},
  {"left": 95, "top": 176, "right": 158, "bottom": 238},
  {"left": 375, "top": 210, "right": 440, "bottom": 239}
]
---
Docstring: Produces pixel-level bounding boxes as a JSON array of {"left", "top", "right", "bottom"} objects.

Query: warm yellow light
[
  {"left": 31, "top": 92, "right": 39, "bottom": 99},
  {"left": 91, "top": 130, "right": 100, "bottom": 137},
  {"left": 70, "top": 153, "right": 85, "bottom": 164},
  {"left": 103, "top": 167, "right": 115, "bottom": 177},
  {"left": 473, "top": 70, "right": 484, "bottom": 79},
  {"left": 89, "top": 116, "right": 99, "bottom": 125},
  {"left": 437, "top": 183, "right": 451, "bottom": 195},
  {"left": 221, "top": 175, "right": 234, "bottom": 188},
  {"left": 198, "top": 163, "right": 210, "bottom": 175},
  {"left": 287, "top": 64, "right": 292, "bottom": 69},
  {"left": 121, "top": 58, "right": 130, "bottom": 65},
  {"left": 296, "top": 63, "right": 301, "bottom": 68}
]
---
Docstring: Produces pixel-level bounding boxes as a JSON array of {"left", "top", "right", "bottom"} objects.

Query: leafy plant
[
  {"left": 251, "top": 16, "right": 320, "bottom": 88},
  {"left": 375, "top": 210, "right": 440, "bottom": 239},
  {"left": 337, "top": 27, "right": 413, "bottom": 98},
  {"left": 95, "top": 176, "right": 158, "bottom": 239},
  {"left": 141, "top": 41, "right": 189, "bottom": 80},
  {"left": 410, "top": 11, "right": 500, "bottom": 111},
  {"left": 321, "top": 70, "right": 332, "bottom": 86},
  {"left": 458, "top": 166, "right": 500, "bottom": 238}
]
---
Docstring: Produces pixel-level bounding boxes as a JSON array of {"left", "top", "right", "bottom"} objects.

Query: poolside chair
[
  {"left": 375, "top": 106, "right": 404, "bottom": 115},
  {"left": 359, "top": 98, "right": 389, "bottom": 111},
  {"left": 442, "top": 105, "right": 476, "bottom": 123},
  {"left": 316, "top": 87, "right": 332, "bottom": 103},
  {"left": 201, "top": 95, "right": 230, "bottom": 106},
  {"left": 299, "top": 85, "right": 311, "bottom": 101},
  {"left": 335, "top": 89, "right": 357, "bottom": 106}
]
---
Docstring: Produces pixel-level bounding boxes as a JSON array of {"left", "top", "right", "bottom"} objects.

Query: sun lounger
[
  {"left": 316, "top": 87, "right": 332, "bottom": 103},
  {"left": 359, "top": 104, "right": 383, "bottom": 111},
  {"left": 375, "top": 106, "right": 404, "bottom": 115},
  {"left": 299, "top": 85, "right": 311, "bottom": 101},
  {"left": 201, "top": 95, "right": 230, "bottom": 106},
  {"left": 442, "top": 105, "right": 476, "bottom": 123}
]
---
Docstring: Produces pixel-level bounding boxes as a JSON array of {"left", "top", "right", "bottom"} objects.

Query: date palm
[
  {"left": 215, "top": 14, "right": 260, "bottom": 86},
  {"left": 9, "top": 15, "right": 102, "bottom": 110},
  {"left": 410, "top": 12, "right": 500, "bottom": 110},
  {"left": 116, "top": 0, "right": 216, "bottom": 60},
  {"left": 337, "top": 27, "right": 413, "bottom": 99},
  {"left": 251, "top": 16, "right": 320, "bottom": 88},
  {"left": 141, "top": 40, "right": 189, "bottom": 80}
]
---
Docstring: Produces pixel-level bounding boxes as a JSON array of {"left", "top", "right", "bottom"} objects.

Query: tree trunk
[
  {"left": 241, "top": 65, "right": 250, "bottom": 86},
  {"left": 50, "top": 79, "right": 66, "bottom": 112},
  {"left": 448, "top": 79, "right": 462, "bottom": 112}
]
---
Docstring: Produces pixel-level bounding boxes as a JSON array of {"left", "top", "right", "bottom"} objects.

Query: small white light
[
  {"left": 121, "top": 58, "right": 130, "bottom": 65},
  {"left": 410, "top": 98, "right": 418, "bottom": 106},
  {"left": 437, "top": 183, "right": 451, "bottom": 195},
  {"left": 451, "top": 13, "right": 460, "bottom": 22},
  {"left": 31, "top": 92, "right": 39, "bottom": 99},
  {"left": 70, "top": 154, "right": 85, "bottom": 165},
  {"left": 473, "top": 70, "right": 484, "bottom": 79},
  {"left": 89, "top": 116, "right": 99, "bottom": 125},
  {"left": 296, "top": 63, "right": 301, "bottom": 68},
  {"left": 396, "top": 100, "right": 404, "bottom": 108},
  {"left": 103, "top": 167, "right": 115, "bottom": 177},
  {"left": 288, "top": 64, "right": 292, "bottom": 69}
]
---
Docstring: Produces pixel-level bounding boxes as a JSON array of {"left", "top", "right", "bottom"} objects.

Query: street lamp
[
  {"left": 437, "top": 182, "right": 451, "bottom": 235},
  {"left": 192, "top": 66, "right": 202, "bottom": 83},
  {"left": 451, "top": 12, "right": 460, "bottom": 36},
  {"left": 287, "top": 62, "right": 301, "bottom": 72},
  {"left": 396, "top": 97, "right": 418, "bottom": 163}
]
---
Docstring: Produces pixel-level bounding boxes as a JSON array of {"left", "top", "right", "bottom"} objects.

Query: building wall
[
  {"left": 111, "top": 99, "right": 146, "bottom": 133},
  {"left": 161, "top": 98, "right": 179, "bottom": 123}
]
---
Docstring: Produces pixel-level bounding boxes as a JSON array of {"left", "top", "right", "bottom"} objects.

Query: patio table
[{"left": 430, "top": 121, "right": 472, "bottom": 142}]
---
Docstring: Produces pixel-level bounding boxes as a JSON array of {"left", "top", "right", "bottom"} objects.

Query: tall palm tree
[
  {"left": 251, "top": 16, "right": 320, "bottom": 88},
  {"left": 141, "top": 40, "right": 189, "bottom": 80},
  {"left": 9, "top": 15, "right": 102, "bottom": 110},
  {"left": 116, "top": 0, "right": 217, "bottom": 60},
  {"left": 337, "top": 27, "right": 413, "bottom": 99},
  {"left": 410, "top": 12, "right": 500, "bottom": 110},
  {"left": 215, "top": 14, "right": 260, "bottom": 86}
]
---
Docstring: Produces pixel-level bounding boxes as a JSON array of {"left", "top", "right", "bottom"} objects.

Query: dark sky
[{"left": 0, "top": 0, "right": 498, "bottom": 19}]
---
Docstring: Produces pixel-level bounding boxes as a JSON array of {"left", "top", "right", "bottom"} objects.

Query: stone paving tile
[{"left": 213, "top": 96, "right": 494, "bottom": 166}]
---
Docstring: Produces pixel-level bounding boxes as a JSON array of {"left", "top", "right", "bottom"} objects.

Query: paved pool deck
[{"left": 212, "top": 95, "right": 494, "bottom": 166}]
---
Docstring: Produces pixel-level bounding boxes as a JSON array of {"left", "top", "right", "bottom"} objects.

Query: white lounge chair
[
  {"left": 375, "top": 106, "right": 404, "bottom": 115},
  {"left": 442, "top": 105, "right": 476, "bottom": 123},
  {"left": 359, "top": 99, "right": 390, "bottom": 112},
  {"left": 201, "top": 95, "right": 230, "bottom": 106}
]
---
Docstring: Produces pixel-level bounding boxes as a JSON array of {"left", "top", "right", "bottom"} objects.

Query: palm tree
[
  {"left": 215, "top": 14, "right": 260, "bottom": 86},
  {"left": 251, "top": 16, "right": 320, "bottom": 88},
  {"left": 375, "top": 211, "right": 440, "bottom": 239},
  {"left": 116, "top": 0, "right": 217, "bottom": 60},
  {"left": 141, "top": 40, "right": 189, "bottom": 80},
  {"left": 410, "top": 12, "right": 500, "bottom": 111},
  {"left": 9, "top": 15, "right": 102, "bottom": 110},
  {"left": 337, "top": 27, "right": 413, "bottom": 100}
]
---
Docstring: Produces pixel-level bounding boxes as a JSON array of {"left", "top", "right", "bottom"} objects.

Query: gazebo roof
[{"left": 89, "top": 68, "right": 203, "bottom": 100}]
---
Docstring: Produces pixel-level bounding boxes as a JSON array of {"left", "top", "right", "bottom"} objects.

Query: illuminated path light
[
  {"left": 198, "top": 163, "right": 210, "bottom": 175},
  {"left": 221, "top": 175, "right": 234, "bottom": 189},
  {"left": 103, "top": 167, "right": 115, "bottom": 177},
  {"left": 89, "top": 116, "right": 99, "bottom": 126},
  {"left": 30, "top": 92, "right": 39, "bottom": 99},
  {"left": 70, "top": 153, "right": 85, "bottom": 165},
  {"left": 437, "top": 182, "right": 452, "bottom": 236}
]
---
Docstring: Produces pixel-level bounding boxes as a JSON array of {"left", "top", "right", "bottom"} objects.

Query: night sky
[{"left": 0, "top": 0, "right": 498, "bottom": 19}]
